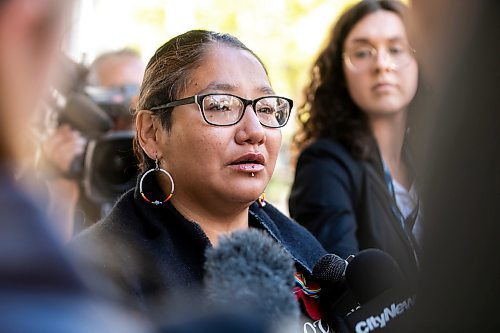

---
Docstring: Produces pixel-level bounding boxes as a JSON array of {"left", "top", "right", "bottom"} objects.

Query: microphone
[
  {"left": 345, "top": 249, "right": 404, "bottom": 305},
  {"left": 313, "top": 250, "right": 415, "bottom": 332},
  {"left": 312, "top": 253, "right": 357, "bottom": 330},
  {"left": 342, "top": 249, "right": 415, "bottom": 333},
  {"left": 313, "top": 253, "right": 348, "bottom": 284},
  {"left": 204, "top": 228, "right": 300, "bottom": 330}
]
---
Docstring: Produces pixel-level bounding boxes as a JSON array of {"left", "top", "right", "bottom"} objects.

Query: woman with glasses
[
  {"left": 289, "top": 0, "right": 421, "bottom": 280},
  {"left": 72, "top": 30, "right": 327, "bottom": 319}
]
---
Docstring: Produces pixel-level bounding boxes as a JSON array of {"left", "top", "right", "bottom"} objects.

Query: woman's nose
[
  {"left": 374, "top": 49, "right": 396, "bottom": 72},
  {"left": 234, "top": 105, "right": 266, "bottom": 145}
]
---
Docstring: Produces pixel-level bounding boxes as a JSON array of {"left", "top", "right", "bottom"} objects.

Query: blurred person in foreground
[
  {"left": 289, "top": 0, "right": 421, "bottom": 281},
  {"left": 71, "top": 29, "right": 328, "bottom": 328},
  {"left": 406, "top": 0, "right": 500, "bottom": 331},
  {"left": 39, "top": 48, "right": 145, "bottom": 241},
  {"left": 0, "top": 1, "right": 150, "bottom": 332}
]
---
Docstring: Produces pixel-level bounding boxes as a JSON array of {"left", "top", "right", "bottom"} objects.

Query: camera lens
[{"left": 83, "top": 131, "right": 138, "bottom": 204}]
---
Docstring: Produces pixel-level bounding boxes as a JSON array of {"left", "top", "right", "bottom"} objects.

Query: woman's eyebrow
[
  {"left": 349, "top": 36, "right": 406, "bottom": 44},
  {"left": 197, "top": 82, "right": 275, "bottom": 95},
  {"left": 200, "top": 82, "right": 236, "bottom": 93},
  {"left": 259, "top": 86, "right": 275, "bottom": 95}
]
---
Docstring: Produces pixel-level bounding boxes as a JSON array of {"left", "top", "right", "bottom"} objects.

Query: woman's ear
[{"left": 136, "top": 110, "right": 162, "bottom": 159}]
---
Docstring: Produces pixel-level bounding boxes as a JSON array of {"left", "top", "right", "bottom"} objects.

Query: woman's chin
[
  {"left": 212, "top": 172, "right": 269, "bottom": 204},
  {"left": 227, "top": 187, "right": 266, "bottom": 205}
]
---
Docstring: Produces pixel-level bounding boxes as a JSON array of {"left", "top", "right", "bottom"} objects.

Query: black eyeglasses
[{"left": 150, "top": 93, "right": 293, "bottom": 128}]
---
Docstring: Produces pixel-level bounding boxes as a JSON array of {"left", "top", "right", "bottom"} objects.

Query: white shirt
[{"left": 392, "top": 179, "right": 423, "bottom": 244}]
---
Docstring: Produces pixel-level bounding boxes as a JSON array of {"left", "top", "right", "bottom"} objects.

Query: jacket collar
[
  {"left": 248, "top": 202, "right": 322, "bottom": 274},
  {"left": 132, "top": 178, "right": 320, "bottom": 275}
]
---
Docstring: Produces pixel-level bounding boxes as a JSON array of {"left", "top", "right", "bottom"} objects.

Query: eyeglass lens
[
  {"left": 202, "top": 95, "right": 290, "bottom": 127},
  {"left": 346, "top": 43, "right": 414, "bottom": 71}
]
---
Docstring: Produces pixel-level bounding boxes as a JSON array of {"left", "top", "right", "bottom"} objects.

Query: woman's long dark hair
[{"left": 293, "top": 0, "right": 408, "bottom": 160}]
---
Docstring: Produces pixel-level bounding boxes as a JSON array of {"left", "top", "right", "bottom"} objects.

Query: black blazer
[
  {"left": 289, "top": 138, "right": 419, "bottom": 280},
  {"left": 71, "top": 182, "right": 327, "bottom": 314}
]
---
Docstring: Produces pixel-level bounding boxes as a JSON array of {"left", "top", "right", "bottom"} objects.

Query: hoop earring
[
  {"left": 139, "top": 158, "right": 175, "bottom": 205},
  {"left": 258, "top": 193, "right": 266, "bottom": 207}
]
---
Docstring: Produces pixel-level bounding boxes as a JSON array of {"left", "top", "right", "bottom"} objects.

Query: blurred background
[{"left": 63, "top": 0, "right": 409, "bottom": 213}]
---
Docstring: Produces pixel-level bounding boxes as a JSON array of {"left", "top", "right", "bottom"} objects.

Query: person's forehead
[
  {"left": 184, "top": 45, "right": 271, "bottom": 97},
  {"left": 346, "top": 10, "right": 407, "bottom": 44},
  {"left": 97, "top": 57, "right": 144, "bottom": 86}
]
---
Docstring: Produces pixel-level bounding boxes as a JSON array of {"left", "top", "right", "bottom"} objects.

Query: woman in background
[{"left": 289, "top": 0, "right": 420, "bottom": 280}]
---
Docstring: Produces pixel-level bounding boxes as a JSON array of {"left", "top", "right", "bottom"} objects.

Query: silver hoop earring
[{"left": 139, "top": 158, "right": 175, "bottom": 205}]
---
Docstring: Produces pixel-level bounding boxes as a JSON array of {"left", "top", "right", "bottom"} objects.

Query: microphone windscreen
[
  {"left": 345, "top": 249, "right": 404, "bottom": 304},
  {"left": 59, "top": 93, "right": 113, "bottom": 138},
  {"left": 204, "top": 228, "right": 299, "bottom": 323},
  {"left": 312, "top": 253, "right": 347, "bottom": 285}
]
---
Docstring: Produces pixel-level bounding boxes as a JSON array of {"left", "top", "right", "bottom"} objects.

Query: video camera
[{"left": 43, "top": 56, "right": 139, "bottom": 207}]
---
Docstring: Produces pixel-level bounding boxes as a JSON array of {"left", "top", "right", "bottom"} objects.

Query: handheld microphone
[
  {"left": 313, "top": 250, "right": 415, "bottom": 333},
  {"left": 312, "top": 253, "right": 357, "bottom": 330},
  {"left": 204, "top": 228, "right": 300, "bottom": 330},
  {"left": 343, "top": 249, "right": 415, "bottom": 333},
  {"left": 312, "top": 253, "right": 348, "bottom": 284},
  {"left": 345, "top": 249, "right": 404, "bottom": 305}
]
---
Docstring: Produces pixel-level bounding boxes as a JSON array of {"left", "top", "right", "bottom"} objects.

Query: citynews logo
[{"left": 354, "top": 296, "right": 415, "bottom": 333}]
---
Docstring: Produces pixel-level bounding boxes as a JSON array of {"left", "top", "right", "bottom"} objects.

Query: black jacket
[
  {"left": 71, "top": 182, "right": 327, "bottom": 315},
  {"left": 289, "top": 138, "right": 419, "bottom": 280}
]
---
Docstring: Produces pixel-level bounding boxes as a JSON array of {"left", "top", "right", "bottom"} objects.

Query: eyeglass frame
[
  {"left": 342, "top": 43, "right": 416, "bottom": 72},
  {"left": 149, "top": 93, "right": 293, "bottom": 128}
]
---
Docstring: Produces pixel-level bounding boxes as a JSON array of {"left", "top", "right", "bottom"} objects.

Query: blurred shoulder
[
  {"left": 70, "top": 188, "right": 138, "bottom": 248},
  {"left": 295, "top": 138, "right": 363, "bottom": 182},
  {"left": 299, "top": 138, "right": 355, "bottom": 163}
]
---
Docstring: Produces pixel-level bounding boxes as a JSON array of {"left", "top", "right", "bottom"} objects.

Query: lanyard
[
  {"left": 382, "top": 161, "right": 421, "bottom": 267},
  {"left": 382, "top": 162, "right": 419, "bottom": 231}
]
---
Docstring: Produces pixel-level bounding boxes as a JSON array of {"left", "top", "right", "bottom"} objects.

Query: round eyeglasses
[
  {"left": 150, "top": 93, "right": 293, "bottom": 128},
  {"left": 343, "top": 43, "right": 416, "bottom": 72}
]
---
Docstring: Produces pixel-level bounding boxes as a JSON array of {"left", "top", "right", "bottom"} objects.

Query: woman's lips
[
  {"left": 228, "top": 152, "right": 266, "bottom": 173},
  {"left": 372, "top": 83, "right": 396, "bottom": 92},
  {"left": 228, "top": 163, "right": 265, "bottom": 173}
]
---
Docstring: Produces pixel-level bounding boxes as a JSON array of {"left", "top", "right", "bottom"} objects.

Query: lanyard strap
[
  {"left": 382, "top": 162, "right": 420, "bottom": 231},
  {"left": 382, "top": 161, "right": 421, "bottom": 265}
]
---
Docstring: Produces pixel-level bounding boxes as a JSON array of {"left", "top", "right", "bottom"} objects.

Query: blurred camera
[
  {"left": 83, "top": 130, "right": 138, "bottom": 204},
  {"left": 84, "top": 84, "right": 139, "bottom": 120},
  {"left": 43, "top": 56, "right": 139, "bottom": 206}
]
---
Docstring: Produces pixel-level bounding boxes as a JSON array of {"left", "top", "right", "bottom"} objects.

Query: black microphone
[
  {"left": 312, "top": 253, "right": 350, "bottom": 310},
  {"left": 313, "top": 253, "right": 348, "bottom": 284},
  {"left": 204, "top": 228, "right": 300, "bottom": 330},
  {"left": 312, "top": 253, "right": 357, "bottom": 330},
  {"left": 345, "top": 249, "right": 404, "bottom": 305},
  {"left": 342, "top": 249, "right": 415, "bottom": 333}
]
